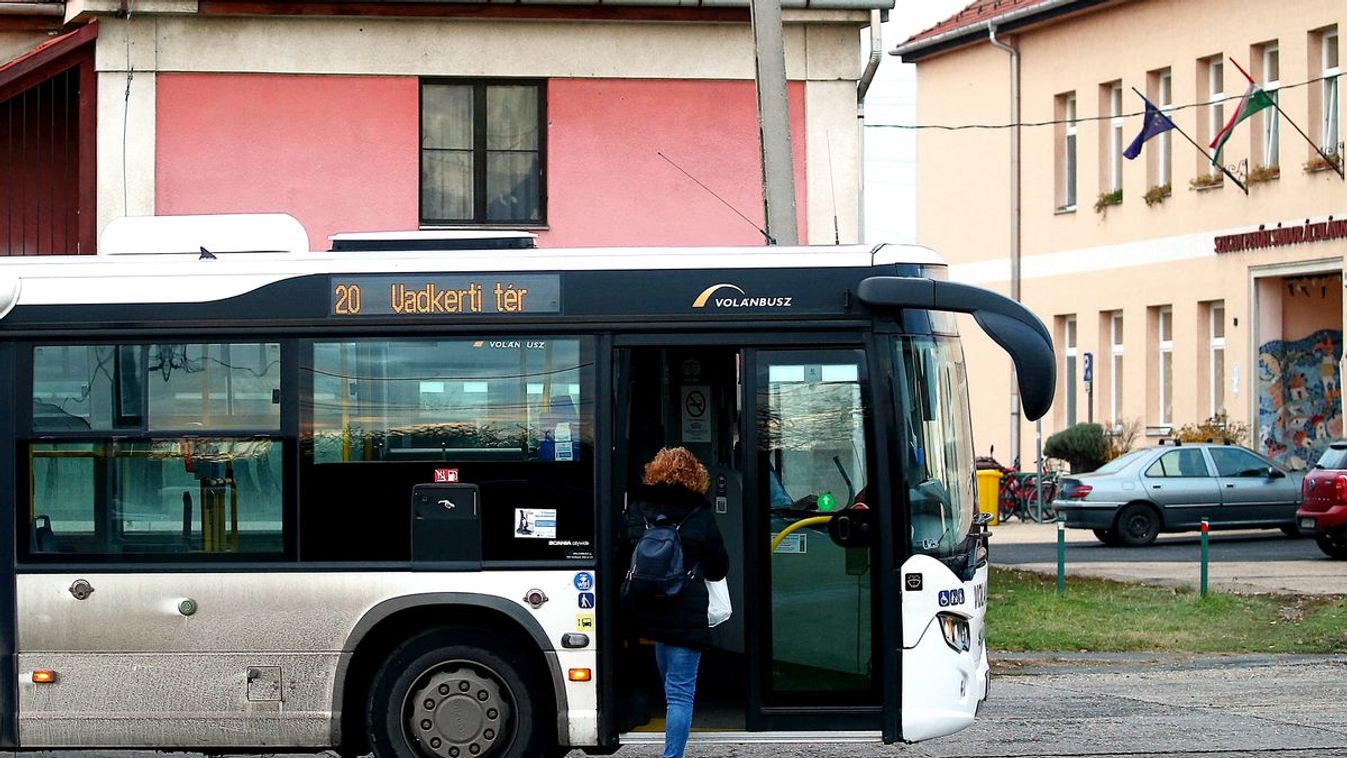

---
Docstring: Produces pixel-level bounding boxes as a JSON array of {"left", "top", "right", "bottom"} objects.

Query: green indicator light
[{"left": 817, "top": 491, "right": 836, "bottom": 512}]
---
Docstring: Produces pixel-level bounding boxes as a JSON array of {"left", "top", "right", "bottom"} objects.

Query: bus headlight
[{"left": 937, "top": 612, "right": 971, "bottom": 653}]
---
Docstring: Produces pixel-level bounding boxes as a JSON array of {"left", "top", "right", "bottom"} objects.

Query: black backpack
[{"left": 622, "top": 510, "right": 694, "bottom": 599}]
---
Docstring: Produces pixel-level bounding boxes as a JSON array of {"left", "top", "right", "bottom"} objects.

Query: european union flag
[{"left": 1123, "top": 95, "right": 1176, "bottom": 160}]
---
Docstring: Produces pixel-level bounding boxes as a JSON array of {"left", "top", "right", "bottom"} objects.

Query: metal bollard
[
  {"left": 1200, "top": 518, "right": 1209, "bottom": 597},
  {"left": 1056, "top": 513, "right": 1066, "bottom": 596}
]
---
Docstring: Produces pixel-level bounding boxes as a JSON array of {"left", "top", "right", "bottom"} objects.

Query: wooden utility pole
[{"left": 749, "top": 0, "right": 799, "bottom": 246}]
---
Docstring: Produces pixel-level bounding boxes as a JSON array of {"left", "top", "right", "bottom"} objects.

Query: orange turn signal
[
  {"left": 31, "top": 670, "right": 56, "bottom": 684},
  {"left": 567, "top": 668, "right": 592, "bottom": 682}
]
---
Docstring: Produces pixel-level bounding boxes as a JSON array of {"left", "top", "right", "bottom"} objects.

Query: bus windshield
[{"left": 898, "top": 335, "right": 976, "bottom": 564}]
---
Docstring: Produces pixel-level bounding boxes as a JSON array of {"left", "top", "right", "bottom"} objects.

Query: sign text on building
[{"left": 1214, "top": 217, "right": 1347, "bottom": 255}]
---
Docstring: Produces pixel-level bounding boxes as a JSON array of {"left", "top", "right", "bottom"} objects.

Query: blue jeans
[{"left": 654, "top": 642, "right": 702, "bottom": 758}]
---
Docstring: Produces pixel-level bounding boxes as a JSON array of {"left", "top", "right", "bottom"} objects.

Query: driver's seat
[{"left": 32, "top": 515, "right": 55, "bottom": 553}]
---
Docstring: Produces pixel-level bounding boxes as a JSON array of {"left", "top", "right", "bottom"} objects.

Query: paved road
[
  {"left": 991, "top": 520, "right": 1347, "bottom": 594},
  {"left": 13, "top": 656, "right": 1346, "bottom": 758},
  {"left": 602, "top": 654, "right": 1347, "bottom": 757}
]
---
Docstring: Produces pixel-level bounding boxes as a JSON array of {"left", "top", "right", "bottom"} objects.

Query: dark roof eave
[
  {"left": 891, "top": 0, "right": 1108, "bottom": 62},
  {"left": 0, "top": 21, "right": 97, "bottom": 103}
]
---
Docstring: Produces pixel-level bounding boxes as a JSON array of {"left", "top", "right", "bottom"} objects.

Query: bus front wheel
[{"left": 367, "top": 628, "right": 550, "bottom": 758}]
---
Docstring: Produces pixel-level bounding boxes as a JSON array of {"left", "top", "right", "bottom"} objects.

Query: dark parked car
[
  {"left": 1297, "top": 440, "right": 1347, "bottom": 559},
  {"left": 1053, "top": 442, "right": 1302, "bottom": 546}
]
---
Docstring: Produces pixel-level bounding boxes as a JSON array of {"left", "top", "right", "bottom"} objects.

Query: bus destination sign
[{"left": 330, "top": 275, "right": 561, "bottom": 317}]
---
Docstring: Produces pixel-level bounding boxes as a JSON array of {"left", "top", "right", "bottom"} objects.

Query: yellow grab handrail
[{"left": 770, "top": 515, "right": 832, "bottom": 553}]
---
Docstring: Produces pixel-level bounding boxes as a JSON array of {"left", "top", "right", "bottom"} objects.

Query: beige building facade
[{"left": 898, "top": 0, "right": 1344, "bottom": 468}]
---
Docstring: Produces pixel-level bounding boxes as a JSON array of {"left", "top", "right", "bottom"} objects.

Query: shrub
[
  {"left": 1174, "top": 413, "right": 1248, "bottom": 445},
  {"left": 1303, "top": 152, "right": 1343, "bottom": 173},
  {"left": 1189, "top": 173, "right": 1223, "bottom": 190},
  {"left": 1247, "top": 164, "right": 1280, "bottom": 184},
  {"left": 1093, "top": 189, "right": 1123, "bottom": 213},
  {"left": 1044, "top": 423, "right": 1109, "bottom": 473},
  {"left": 1143, "top": 184, "right": 1171, "bottom": 206}
]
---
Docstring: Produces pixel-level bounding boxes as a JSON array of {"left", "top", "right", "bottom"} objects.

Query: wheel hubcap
[{"left": 406, "top": 665, "right": 511, "bottom": 758}]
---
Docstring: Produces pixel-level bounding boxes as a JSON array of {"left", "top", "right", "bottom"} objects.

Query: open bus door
[{"left": 606, "top": 339, "right": 894, "bottom": 742}]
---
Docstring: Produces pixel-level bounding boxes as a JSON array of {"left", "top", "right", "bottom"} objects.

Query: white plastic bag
[{"left": 706, "top": 577, "right": 732, "bottom": 627}]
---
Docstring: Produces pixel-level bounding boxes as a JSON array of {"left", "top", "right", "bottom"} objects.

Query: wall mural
[{"left": 1258, "top": 328, "right": 1343, "bottom": 468}]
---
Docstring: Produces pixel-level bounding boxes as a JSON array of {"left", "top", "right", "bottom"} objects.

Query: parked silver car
[{"left": 1053, "top": 442, "right": 1303, "bottom": 546}]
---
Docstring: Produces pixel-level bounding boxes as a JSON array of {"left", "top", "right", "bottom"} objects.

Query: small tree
[
  {"left": 1104, "top": 418, "right": 1142, "bottom": 461},
  {"left": 1044, "top": 423, "right": 1109, "bottom": 473}
]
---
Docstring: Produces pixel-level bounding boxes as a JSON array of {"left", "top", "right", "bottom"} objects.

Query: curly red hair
[{"left": 642, "top": 447, "right": 710, "bottom": 494}]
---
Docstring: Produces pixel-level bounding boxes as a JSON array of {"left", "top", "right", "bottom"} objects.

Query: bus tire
[{"left": 367, "top": 627, "right": 550, "bottom": 758}]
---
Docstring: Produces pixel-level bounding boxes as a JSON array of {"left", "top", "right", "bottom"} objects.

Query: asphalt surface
[
  {"left": 12, "top": 655, "right": 1347, "bottom": 757},
  {"left": 991, "top": 520, "right": 1347, "bottom": 594},
  {"left": 600, "top": 654, "right": 1347, "bottom": 757}
]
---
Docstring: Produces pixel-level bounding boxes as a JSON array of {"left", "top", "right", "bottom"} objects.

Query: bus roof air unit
[
  {"left": 99, "top": 214, "right": 311, "bottom": 255},
  {"left": 328, "top": 230, "right": 538, "bottom": 252},
  {"left": 0, "top": 275, "right": 17, "bottom": 320}
]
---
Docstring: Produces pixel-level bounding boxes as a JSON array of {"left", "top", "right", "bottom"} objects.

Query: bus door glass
[{"left": 752, "top": 349, "right": 878, "bottom": 710}]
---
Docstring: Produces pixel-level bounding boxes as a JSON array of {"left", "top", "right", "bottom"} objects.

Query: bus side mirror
[{"left": 857, "top": 276, "right": 1056, "bottom": 421}]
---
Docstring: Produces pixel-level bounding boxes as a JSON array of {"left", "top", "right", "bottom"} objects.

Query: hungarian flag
[
  {"left": 1209, "top": 81, "right": 1276, "bottom": 163},
  {"left": 1123, "top": 94, "right": 1175, "bottom": 160}
]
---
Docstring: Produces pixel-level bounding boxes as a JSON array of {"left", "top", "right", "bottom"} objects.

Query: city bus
[{"left": 0, "top": 227, "right": 1054, "bottom": 757}]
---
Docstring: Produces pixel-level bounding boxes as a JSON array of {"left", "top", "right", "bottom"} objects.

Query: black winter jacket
[{"left": 620, "top": 483, "right": 730, "bottom": 649}]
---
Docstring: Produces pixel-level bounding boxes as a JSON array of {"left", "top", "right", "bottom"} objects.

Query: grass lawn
[{"left": 988, "top": 567, "right": 1347, "bottom": 654}]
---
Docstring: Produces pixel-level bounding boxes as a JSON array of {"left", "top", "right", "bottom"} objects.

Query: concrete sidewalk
[{"left": 991, "top": 520, "right": 1347, "bottom": 595}]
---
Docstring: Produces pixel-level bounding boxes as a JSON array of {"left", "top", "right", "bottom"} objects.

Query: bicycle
[{"left": 997, "top": 469, "right": 1060, "bottom": 523}]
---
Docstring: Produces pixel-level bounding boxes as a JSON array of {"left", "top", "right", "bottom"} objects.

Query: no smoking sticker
[{"left": 680, "top": 385, "right": 711, "bottom": 442}]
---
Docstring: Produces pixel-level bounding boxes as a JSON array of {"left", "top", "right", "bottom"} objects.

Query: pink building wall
[
  {"left": 156, "top": 74, "right": 421, "bottom": 246},
  {"left": 156, "top": 73, "right": 807, "bottom": 249},
  {"left": 544, "top": 78, "right": 807, "bottom": 247}
]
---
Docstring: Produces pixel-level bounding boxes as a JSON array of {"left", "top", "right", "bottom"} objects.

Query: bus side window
[
  {"left": 24, "top": 343, "right": 287, "bottom": 560},
  {"left": 300, "top": 337, "right": 596, "bottom": 563}
]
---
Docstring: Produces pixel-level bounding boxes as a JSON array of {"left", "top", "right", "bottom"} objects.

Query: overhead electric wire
[{"left": 864, "top": 73, "right": 1339, "bottom": 130}]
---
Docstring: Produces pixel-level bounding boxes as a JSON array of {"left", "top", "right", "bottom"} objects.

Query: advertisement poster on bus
[{"left": 514, "top": 508, "right": 558, "bottom": 539}]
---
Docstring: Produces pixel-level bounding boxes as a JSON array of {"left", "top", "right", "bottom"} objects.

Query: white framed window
[
  {"left": 1158, "top": 71, "right": 1173, "bottom": 185},
  {"left": 1209, "top": 302, "right": 1226, "bottom": 417},
  {"left": 1324, "top": 30, "right": 1340, "bottom": 155},
  {"left": 1263, "top": 45, "right": 1280, "bottom": 167},
  {"left": 1208, "top": 59, "right": 1225, "bottom": 175},
  {"left": 1108, "top": 82, "right": 1124, "bottom": 193},
  {"left": 1110, "top": 312, "right": 1125, "bottom": 426},
  {"left": 1158, "top": 306, "right": 1173, "bottom": 426},
  {"left": 1061, "top": 93, "right": 1078, "bottom": 209},
  {"left": 1065, "top": 316, "right": 1078, "bottom": 426}
]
